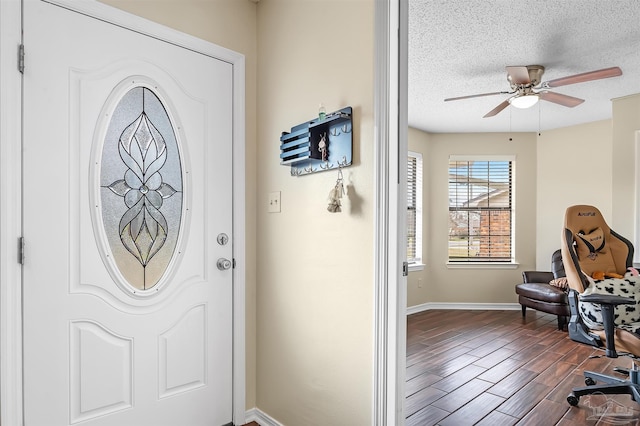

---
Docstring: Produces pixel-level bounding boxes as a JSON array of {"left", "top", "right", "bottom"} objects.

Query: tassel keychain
[{"left": 327, "top": 168, "right": 345, "bottom": 213}]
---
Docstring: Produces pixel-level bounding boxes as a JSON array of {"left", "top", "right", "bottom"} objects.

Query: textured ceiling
[{"left": 408, "top": 0, "right": 640, "bottom": 133}]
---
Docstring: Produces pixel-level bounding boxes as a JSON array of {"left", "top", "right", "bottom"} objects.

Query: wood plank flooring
[{"left": 406, "top": 309, "right": 640, "bottom": 425}]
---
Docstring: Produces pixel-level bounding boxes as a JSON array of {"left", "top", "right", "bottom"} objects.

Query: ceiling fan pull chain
[
  {"left": 538, "top": 102, "right": 541, "bottom": 136},
  {"left": 509, "top": 106, "right": 512, "bottom": 141}
]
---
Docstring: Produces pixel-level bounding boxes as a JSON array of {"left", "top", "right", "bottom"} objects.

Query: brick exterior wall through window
[{"left": 478, "top": 210, "right": 511, "bottom": 259}]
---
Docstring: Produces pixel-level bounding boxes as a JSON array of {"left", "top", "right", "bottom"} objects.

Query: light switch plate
[{"left": 268, "top": 191, "right": 281, "bottom": 213}]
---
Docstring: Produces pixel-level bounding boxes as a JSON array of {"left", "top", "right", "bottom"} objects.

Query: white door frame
[
  {"left": 0, "top": 0, "right": 25, "bottom": 423},
  {"left": 373, "top": 0, "right": 407, "bottom": 424},
  {"left": 0, "top": 1, "right": 246, "bottom": 424},
  {"left": 372, "top": 0, "right": 408, "bottom": 426}
]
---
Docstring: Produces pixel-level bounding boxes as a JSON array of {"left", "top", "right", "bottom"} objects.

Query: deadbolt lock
[{"left": 217, "top": 233, "right": 229, "bottom": 246}]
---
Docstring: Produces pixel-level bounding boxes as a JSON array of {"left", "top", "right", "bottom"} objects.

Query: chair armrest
[
  {"left": 568, "top": 290, "right": 603, "bottom": 348},
  {"left": 579, "top": 292, "right": 634, "bottom": 358},
  {"left": 522, "top": 271, "right": 554, "bottom": 283},
  {"left": 579, "top": 294, "right": 634, "bottom": 306}
]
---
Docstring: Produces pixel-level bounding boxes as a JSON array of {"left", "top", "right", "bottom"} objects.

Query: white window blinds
[
  {"left": 407, "top": 152, "right": 422, "bottom": 264},
  {"left": 448, "top": 157, "right": 513, "bottom": 262}
]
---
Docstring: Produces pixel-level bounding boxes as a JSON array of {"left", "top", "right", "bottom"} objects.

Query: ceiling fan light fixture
[{"left": 509, "top": 94, "right": 539, "bottom": 109}]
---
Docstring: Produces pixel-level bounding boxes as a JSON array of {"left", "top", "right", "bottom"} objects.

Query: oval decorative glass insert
[{"left": 100, "top": 86, "right": 183, "bottom": 291}]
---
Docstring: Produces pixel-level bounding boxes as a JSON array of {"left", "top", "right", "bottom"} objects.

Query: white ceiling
[{"left": 408, "top": 0, "right": 640, "bottom": 133}]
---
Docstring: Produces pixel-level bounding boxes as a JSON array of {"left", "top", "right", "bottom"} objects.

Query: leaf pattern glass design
[{"left": 101, "top": 86, "right": 183, "bottom": 291}]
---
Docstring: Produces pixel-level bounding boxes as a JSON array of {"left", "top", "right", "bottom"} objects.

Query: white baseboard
[
  {"left": 406, "top": 302, "right": 520, "bottom": 316},
  {"left": 244, "top": 408, "right": 283, "bottom": 426}
]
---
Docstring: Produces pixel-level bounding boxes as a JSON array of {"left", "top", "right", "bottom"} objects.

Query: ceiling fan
[{"left": 444, "top": 65, "right": 623, "bottom": 118}]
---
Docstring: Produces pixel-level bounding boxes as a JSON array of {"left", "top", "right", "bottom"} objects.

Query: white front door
[{"left": 22, "top": 1, "right": 235, "bottom": 425}]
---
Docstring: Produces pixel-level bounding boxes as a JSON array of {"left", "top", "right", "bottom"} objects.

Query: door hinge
[
  {"left": 18, "top": 44, "right": 24, "bottom": 74},
  {"left": 18, "top": 237, "right": 25, "bottom": 265},
  {"left": 232, "top": 258, "right": 236, "bottom": 269},
  {"left": 402, "top": 261, "right": 409, "bottom": 277}
]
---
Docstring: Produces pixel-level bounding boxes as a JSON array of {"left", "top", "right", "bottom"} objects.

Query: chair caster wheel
[
  {"left": 567, "top": 393, "right": 579, "bottom": 406},
  {"left": 585, "top": 377, "right": 596, "bottom": 386}
]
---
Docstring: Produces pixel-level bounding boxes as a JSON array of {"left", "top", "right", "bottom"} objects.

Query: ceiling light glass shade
[{"left": 509, "top": 94, "right": 539, "bottom": 109}]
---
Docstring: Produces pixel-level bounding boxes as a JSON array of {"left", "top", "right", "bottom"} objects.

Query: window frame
[{"left": 447, "top": 155, "right": 515, "bottom": 266}]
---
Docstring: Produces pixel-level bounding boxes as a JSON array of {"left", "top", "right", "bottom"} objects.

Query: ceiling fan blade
[
  {"left": 506, "top": 66, "right": 531, "bottom": 84},
  {"left": 543, "top": 66, "right": 622, "bottom": 88},
  {"left": 445, "top": 91, "right": 510, "bottom": 102},
  {"left": 539, "top": 91, "right": 584, "bottom": 107},
  {"left": 483, "top": 100, "right": 510, "bottom": 118}
]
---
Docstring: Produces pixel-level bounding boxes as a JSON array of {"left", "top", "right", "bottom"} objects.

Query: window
[
  {"left": 100, "top": 85, "right": 183, "bottom": 291},
  {"left": 407, "top": 151, "right": 423, "bottom": 266},
  {"left": 448, "top": 156, "right": 513, "bottom": 263}
]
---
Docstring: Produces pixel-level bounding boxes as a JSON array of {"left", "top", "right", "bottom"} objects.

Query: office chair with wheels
[{"left": 560, "top": 205, "right": 640, "bottom": 406}]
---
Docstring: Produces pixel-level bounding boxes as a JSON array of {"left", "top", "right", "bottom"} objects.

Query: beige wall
[
  {"left": 255, "top": 1, "right": 374, "bottom": 424},
  {"left": 407, "top": 130, "right": 537, "bottom": 306},
  {"left": 536, "top": 120, "right": 613, "bottom": 269},
  {"left": 98, "top": 0, "right": 259, "bottom": 410},
  {"left": 613, "top": 94, "right": 640, "bottom": 239}
]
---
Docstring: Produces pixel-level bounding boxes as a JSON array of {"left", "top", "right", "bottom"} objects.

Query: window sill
[
  {"left": 408, "top": 263, "right": 425, "bottom": 272},
  {"left": 446, "top": 262, "right": 519, "bottom": 270}
]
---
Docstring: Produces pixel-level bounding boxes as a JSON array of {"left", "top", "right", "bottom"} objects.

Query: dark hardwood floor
[{"left": 406, "top": 309, "right": 640, "bottom": 425}]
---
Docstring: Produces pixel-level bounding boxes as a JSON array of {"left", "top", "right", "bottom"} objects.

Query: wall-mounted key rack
[{"left": 279, "top": 106, "right": 353, "bottom": 176}]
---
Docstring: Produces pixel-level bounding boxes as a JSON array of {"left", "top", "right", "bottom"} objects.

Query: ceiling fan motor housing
[
  {"left": 526, "top": 65, "right": 545, "bottom": 86},
  {"left": 507, "top": 65, "right": 545, "bottom": 89}
]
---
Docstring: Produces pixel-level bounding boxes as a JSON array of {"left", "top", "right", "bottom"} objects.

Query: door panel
[
  {"left": 69, "top": 321, "right": 134, "bottom": 422},
  {"left": 22, "top": 1, "right": 233, "bottom": 425}
]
